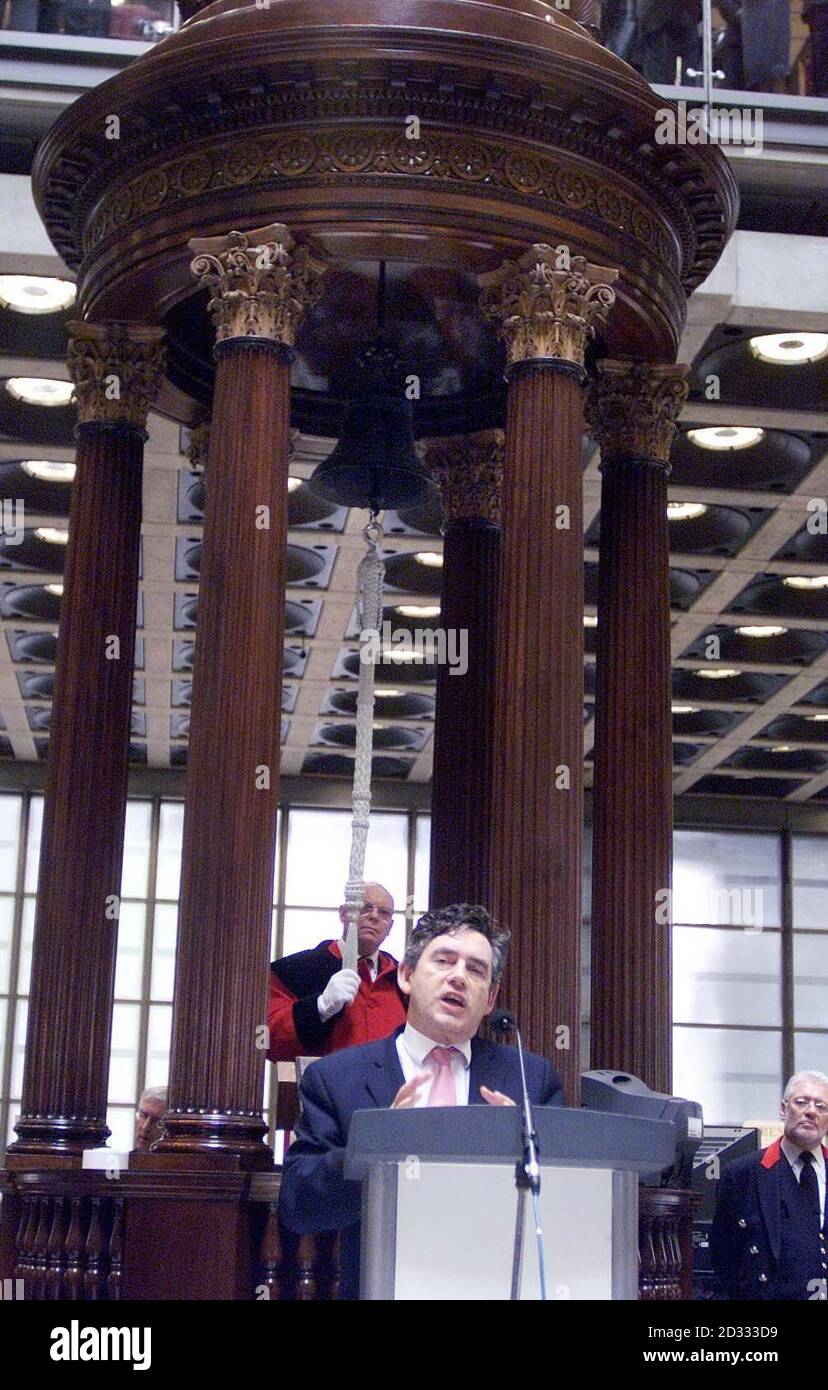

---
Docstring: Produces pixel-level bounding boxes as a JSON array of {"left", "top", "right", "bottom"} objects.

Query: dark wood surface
[
  {"left": 430, "top": 517, "right": 500, "bottom": 907},
  {"left": 489, "top": 366, "right": 585, "bottom": 1098},
  {"left": 8, "top": 424, "right": 144, "bottom": 1161},
  {"left": 31, "top": 0, "right": 738, "bottom": 428},
  {"left": 158, "top": 342, "right": 291, "bottom": 1163},
  {"left": 590, "top": 457, "right": 673, "bottom": 1092}
]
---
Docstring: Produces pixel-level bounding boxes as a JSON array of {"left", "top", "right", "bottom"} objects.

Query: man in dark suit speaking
[{"left": 279, "top": 902, "right": 565, "bottom": 1298}]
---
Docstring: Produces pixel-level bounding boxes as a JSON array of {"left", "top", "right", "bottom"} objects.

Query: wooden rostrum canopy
[{"left": 10, "top": 0, "right": 738, "bottom": 1219}]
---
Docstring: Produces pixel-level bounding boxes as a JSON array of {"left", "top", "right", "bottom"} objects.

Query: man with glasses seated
[
  {"left": 711, "top": 1071, "right": 828, "bottom": 1300},
  {"left": 267, "top": 882, "right": 406, "bottom": 1063}
]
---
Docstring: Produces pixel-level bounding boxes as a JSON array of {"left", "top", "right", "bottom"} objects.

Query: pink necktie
[{"left": 426, "top": 1046, "right": 458, "bottom": 1106}]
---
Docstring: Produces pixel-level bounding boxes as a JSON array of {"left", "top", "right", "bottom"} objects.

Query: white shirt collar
[
  {"left": 781, "top": 1136, "right": 826, "bottom": 1170},
  {"left": 401, "top": 1020, "right": 472, "bottom": 1069}
]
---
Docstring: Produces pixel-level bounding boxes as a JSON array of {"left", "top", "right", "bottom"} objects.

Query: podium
[{"left": 344, "top": 1106, "right": 674, "bottom": 1300}]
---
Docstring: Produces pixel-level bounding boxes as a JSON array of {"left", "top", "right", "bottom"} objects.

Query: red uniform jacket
[{"left": 267, "top": 939, "right": 407, "bottom": 1063}]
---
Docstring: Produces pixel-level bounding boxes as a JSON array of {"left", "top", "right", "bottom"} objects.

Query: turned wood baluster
[
  {"left": 84, "top": 1197, "right": 104, "bottom": 1300},
  {"left": 31, "top": 1196, "right": 50, "bottom": 1300},
  {"left": 46, "top": 1196, "right": 66, "bottom": 1299},
  {"left": 295, "top": 1233, "right": 318, "bottom": 1300},
  {"left": 14, "top": 1194, "right": 38, "bottom": 1295},
  {"left": 258, "top": 1202, "right": 283, "bottom": 1300},
  {"left": 666, "top": 1217, "right": 683, "bottom": 1299},
  {"left": 108, "top": 1197, "right": 124, "bottom": 1301},
  {"left": 638, "top": 1210, "right": 657, "bottom": 1299},
  {"left": 64, "top": 1197, "right": 84, "bottom": 1300}
]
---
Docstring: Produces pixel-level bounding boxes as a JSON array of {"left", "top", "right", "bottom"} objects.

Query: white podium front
[{"left": 344, "top": 1106, "right": 674, "bottom": 1300}]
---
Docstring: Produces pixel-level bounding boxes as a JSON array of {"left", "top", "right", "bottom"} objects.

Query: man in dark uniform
[{"left": 711, "top": 1070, "right": 828, "bottom": 1300}]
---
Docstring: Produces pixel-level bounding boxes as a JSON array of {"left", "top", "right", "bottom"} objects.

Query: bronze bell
[{"left": 309, "top": 339, "right": 431, "bottom": 512}]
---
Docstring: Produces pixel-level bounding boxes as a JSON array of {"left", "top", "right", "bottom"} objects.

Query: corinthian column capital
[
  {"left": 478, "top": 247, "right": 618, "bottom": 371},
  {"left": 421, "top": 429, "right": 504, "bottom": 526},
  {"left": 189, "top": 224, "right": 328, "bottom": 347},
  {"left": 67, "top": 321, "right": 165, "bottom": 432},
  {"left": 585, "top": 359, "right": 690, "bottom": 469}
]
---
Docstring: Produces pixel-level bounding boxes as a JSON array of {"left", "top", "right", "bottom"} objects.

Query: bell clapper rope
[{"left": 341, "top": 510, "right": 385, "bottom": 973}]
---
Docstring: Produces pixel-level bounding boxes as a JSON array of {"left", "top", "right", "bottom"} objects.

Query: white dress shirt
[
  {"left": 396, "top": 1022, "right": 472, "bottom": 1106},
  {"left": 781, "top": 1136, "right": 826, "bottom": 1224}
]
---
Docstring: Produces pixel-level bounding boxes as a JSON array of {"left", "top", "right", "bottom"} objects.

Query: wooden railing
[
  {"left": 638, "top": 1188, "right": 697, "bottom": 1301},
  {"left": 2, "top": 1169, "right": 696, "bottom": 1300},
  {"left": 9, "top": 1186, "right": 124, "bottom": 1300}
]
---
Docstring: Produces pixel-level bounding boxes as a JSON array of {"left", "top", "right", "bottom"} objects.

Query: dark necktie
[
  {"left": 800, "top": 1151, "right": 820, "bottom": 1223},
  {"left": 358, "top": 957, "right": 372, "bottom": 986}
]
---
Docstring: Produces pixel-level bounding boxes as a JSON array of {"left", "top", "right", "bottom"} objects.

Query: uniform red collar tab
[
  {"left": 761, "top": 1136, "right": 828, "bottom": 1168},
  {"left": 761, "top": 1138, "right": 783, "bottom": 1168}
]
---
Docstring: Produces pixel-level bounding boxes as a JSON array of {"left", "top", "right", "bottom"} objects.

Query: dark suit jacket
[
  {"left": 710, "top": 1138, "right": 828, "bottom": 1299},
  {"left": 279, "top": 1028, "right": 565, "bottom": 1298}
]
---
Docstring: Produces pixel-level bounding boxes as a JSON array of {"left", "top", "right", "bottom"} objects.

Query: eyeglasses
[
  {"left": 787, "top": 1096, "right": 828, "bottom": 1114},
  {"left": 358, "top": 903, "right": 393, "bottom": 923}
]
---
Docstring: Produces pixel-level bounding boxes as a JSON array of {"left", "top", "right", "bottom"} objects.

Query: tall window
[
  {"left": 672, "top": 829, "right": 783, "bottom": 1124},
  {"left": 1, "top": 801, "right": 826, "bottom": 1151},
  {"left": 792, "top": 835, "right": 828, "bottom": 1076},
  {"left": 0, "top": 795, "right": 432, "bottom": 1156}
]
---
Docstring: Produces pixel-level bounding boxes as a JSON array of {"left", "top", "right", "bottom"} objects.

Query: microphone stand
[{"left": 495, "top": 1012, "right": 547, "bottom": 1301}]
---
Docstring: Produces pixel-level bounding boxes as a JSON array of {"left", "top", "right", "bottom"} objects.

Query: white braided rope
[{"left": 341, "top": 515, "right": 385, "bottom": 972}]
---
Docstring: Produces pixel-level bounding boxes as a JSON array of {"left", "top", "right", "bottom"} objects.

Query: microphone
[{"left": 490, "top": 1004, "right": 547, "bottom": 1300}]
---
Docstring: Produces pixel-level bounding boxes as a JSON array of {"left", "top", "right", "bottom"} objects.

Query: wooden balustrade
[
  {"left": 8, "top": 1187, "right": 125, "bottom": 1300},
  {"left": 1, "top": 1170, "right": 695, "bottom": 1300},
  {"left": 638, "top": 1188, "right": 697, "bottom": 1301}
]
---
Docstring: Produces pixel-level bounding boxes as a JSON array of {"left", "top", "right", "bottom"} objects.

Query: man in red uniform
[{"left": 267, "top": 882, "right": 406, "bottom": 1062}]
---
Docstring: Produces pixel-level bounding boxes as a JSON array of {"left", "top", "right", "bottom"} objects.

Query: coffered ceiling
[{"left": 1, "top": 288, "right": 827, "bottom": 803}]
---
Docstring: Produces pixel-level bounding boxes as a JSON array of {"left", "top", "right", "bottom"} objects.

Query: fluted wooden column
[
  {"left": 8, "top": 323, "right": 164, "bottom": 1162},
  {"left": 585, "top": 361, "right": 689, "bottom": 1092},
  {"left": 156, "top": 225, "right": 326, "bottom": 1164},
  {"left": 423, "top": 430, "right": 503, "bottom": 907},
  {"left": 479, "top": 249, "right": 617, "bottom": 1098}
]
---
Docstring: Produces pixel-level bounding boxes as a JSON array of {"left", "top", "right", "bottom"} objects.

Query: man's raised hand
[
  {"left": 480, "top": 1086, "right": 516, "bottom": 1106},
  {"left": 391, "top": 1071, "right": 431, "bottom": 1108},
  {"left": 317, "top": 968, "right": 361, "bottom": 1021}
]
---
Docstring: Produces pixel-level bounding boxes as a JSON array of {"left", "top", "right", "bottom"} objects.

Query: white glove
[{"left": 317, "top": 968, "right": 361, "bottom": 1022}]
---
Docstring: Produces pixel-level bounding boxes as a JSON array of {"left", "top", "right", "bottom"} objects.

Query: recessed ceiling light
[
  {"left": 287, "top": 477, "right": 302, "bottom": 492},
  {"left": 697, "top": 667, "right": 740, "bottom": 679},
  {"left": 0, "top": 275, "right": 76, "bottom": 315},
  {"left": 807, "top": 714, "right": 828, "bottom": 722},
  {"left": 414, "top": 551, "right": 444, "bottom": 568},
  {"left": 396, "top": 604, "right": 440, "bottom": 618},
  {"left": 783, "top": 575, "right": 828, "bottom": 589},
  {"left": 671, "top": 704, "right": 698, "bottom": 714},
  {"left": 583, "top": 614, "right": 598, "bottom": 627},
  {"left": 771, "top": 745, "right": 792, "bottom": 753},
  {"left": 749, "top": 332, "right": 828, "bottom": 366},
  {"left": 35, "top": 526, "right": 69, "bottom": 545},
  {"left": 375, "top": 688, "right": 402, "bottom": 697},
  {"left": 667, "top": 501, "right": 707, "bottom": 521},
  {"left": 21, "top": 459, "right": 76, "bottom": 483},
  {"left": 736, "top": 625, "right": 788, "bottom": 637},
  {"left": 686, "top": 426, "right": 764, "bottom": 451},
  {"left": 44, "top": 583, "right": 64, "bottom": 597},
  {"left": 6, "top": 378, "right": 74, "bottom": 408}
]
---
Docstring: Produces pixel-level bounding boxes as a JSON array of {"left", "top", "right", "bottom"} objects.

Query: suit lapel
[
  {"left": 756, "top": 1151, "right": 782, "bottom": 1263},
  {"left": 365, "top": 1031, "right": 406, "bottom": 1108},
  {"left": 469, "top": 1037, "right": 508, "bottom": 1105}
]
